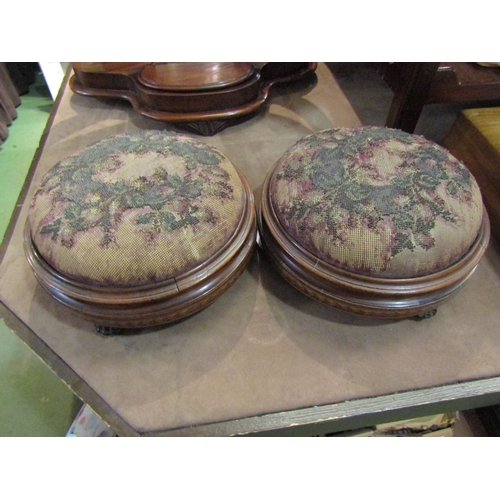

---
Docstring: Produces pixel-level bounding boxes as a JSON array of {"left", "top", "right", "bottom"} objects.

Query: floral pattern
[
  {"left": 34, "top": 131, "right": 235, "bottom": 249},
  {"left": 270, "top": 127, "right": 483, "bottom": 278},
  {"left": 28, "top": 131, "right": 245, "bottom": 286}
]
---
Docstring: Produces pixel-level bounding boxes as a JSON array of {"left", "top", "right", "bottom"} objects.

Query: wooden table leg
[{"left": 384, "top": 62, "right": 440, "bottom": 133}]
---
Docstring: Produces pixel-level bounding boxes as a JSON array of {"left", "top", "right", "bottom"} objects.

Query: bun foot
[
  {"left": 95, "top": 325, "right": 123, "bottom": 335},
  {"left": 413, "top": 309, "right": 438, "bottom": 321}
]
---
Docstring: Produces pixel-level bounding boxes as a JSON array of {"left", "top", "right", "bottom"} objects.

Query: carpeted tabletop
[{"left": 1, "top": 64, "right": 500, "bottom": 435}]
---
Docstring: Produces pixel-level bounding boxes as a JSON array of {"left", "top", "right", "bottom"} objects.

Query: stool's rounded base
[
  {"left": 24, "top": 179, "right": 257, "bottom": 331},
  {"left": 259, "top": 182, "right": 490, "bottom": 319}
]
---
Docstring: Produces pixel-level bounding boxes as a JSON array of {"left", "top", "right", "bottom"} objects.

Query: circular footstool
[
  {"left": 258, "top": 126, "right": 490, "bottom": 318},
  {"left": 24, "top": 131, "right": 256, "bottom": 332}
]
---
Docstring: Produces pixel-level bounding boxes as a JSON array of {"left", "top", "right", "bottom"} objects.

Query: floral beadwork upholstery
[
  {"left": 269, "top": 127, "right": 484, "bottom": 279},
  {"left": 28, "top": 131, "right": 245, "bottom": 287}
]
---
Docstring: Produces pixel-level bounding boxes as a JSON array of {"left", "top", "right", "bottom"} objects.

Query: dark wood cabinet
[{"left": 375, "top": 62, "right": 500, "bottom": 133}]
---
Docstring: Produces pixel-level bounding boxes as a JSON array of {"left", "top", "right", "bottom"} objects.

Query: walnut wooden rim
[
  {"left": 258, "top": 167, "right": 491, "bottom": 318},
  {"left": 24, "top": 173, "right": 257, "bottom": 329}
]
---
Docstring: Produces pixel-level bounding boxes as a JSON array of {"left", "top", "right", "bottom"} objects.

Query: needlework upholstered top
[
  {"left": 269, "top": 126, "right": 484, "bottom": 279},
  {"left": 27, "top": 130, "right": 245, "bottom": 287}
]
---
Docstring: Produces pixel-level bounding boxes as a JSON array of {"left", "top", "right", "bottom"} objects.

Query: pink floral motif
[{"left": 271, "top": 127, "right": 482, "bottom": 277}]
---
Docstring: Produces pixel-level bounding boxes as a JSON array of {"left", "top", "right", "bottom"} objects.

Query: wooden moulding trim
[
  {"left": 24, "top": 221, "right": 257, "bottom": 328},
  {"left": 33, "top": 228, "right": 256, "bottom": 328},
  {"left": 138, "top": 76, "right": 262, "bottom": 114},
  {"left": 69, "top": 63, "right": 318, "bottom": 123},
  {"left": 258, "top": 170, "right": 491, "bottom": 318},
  {"left": 70, "top": 73, "right": 266, "bottom": 122},
  {"left": 137, "top": 62, "right": 256, "bottom": 91},
  {"left": 259, "top": 213, "right": 486, "bottom": 317},
  {"left": 23, "top": 175, "right": 257, "bottom": 328}
]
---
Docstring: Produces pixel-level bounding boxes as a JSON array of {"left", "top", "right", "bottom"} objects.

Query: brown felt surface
[{"left": 1, "top": 64, "right": 500, "bottom": 434}]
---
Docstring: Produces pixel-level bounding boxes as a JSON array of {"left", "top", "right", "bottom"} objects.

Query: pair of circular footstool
[{"left": 24, "top": 127, "right": 490, "bottom": 332}]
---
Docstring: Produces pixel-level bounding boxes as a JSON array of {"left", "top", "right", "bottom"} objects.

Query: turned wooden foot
[
  {"left": 95, "top": 325, "right": 124, "bottom": 335},
  {"left": 412, "top": 309, "right": 438, "bottom": 321}
]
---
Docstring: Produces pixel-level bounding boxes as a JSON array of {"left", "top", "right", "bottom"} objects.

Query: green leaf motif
[
  {"left": 136, "top": 212, "right": 156, "bottom": 225},
  {"left": 34, "top": 132, "right": 237, "bottom": 248},
  {"left": 345, "top": 183, "right": 370, "bottom": 201},
  {"left": 69, "top": 217, "right": 88, "bottom": 232},
  {"left": 122, "top": 191, "right": 147, "bottom": 209},
  {"left": 167, "top": 174, "right": 183, "bottom": 189},
  {"left": 185, "top": 158, "right": 199, "bottom": 170},
  {"left": 179, "top": 180, "right": 203, "bottom": 199},
  {"left": 311, "top": 163, "right": 344, "bottom": 190},
  {"left": 391, "top": 174, "right": 413, "bottom": 188},
  {"left": 416, "top": 172, "right": 441, "bottom": 190},
  {"left": 447, "top": 180, "right": 458, "bottom": 195},
  {"left": 160, "top": 212, "right": 174, "bottom": 231},
  {"left": 195, "top": 148, "right": 222, "bottom": 166},
  {"left": 392, "top": 232, "right": 415, "bottom": 256},
  {"left": 40, "top": 218, "right": 62, "bottom": 240},
  {"left": 393, "top": 212, "right": 414, "bottom": 230},
  {"left": 160, "top": 212, "right": 183, "bottom": 231},
  {"left": 64, "top": 203, "right": 82, "bottom": 220}
]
